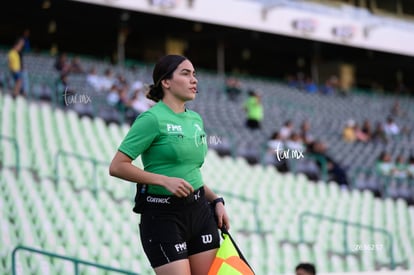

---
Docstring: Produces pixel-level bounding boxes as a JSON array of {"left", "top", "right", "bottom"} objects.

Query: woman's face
[{"left": 163, "top": 60, "right": 198, "bottom": 102}]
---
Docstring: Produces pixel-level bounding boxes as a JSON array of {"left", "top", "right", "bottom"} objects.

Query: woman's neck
[{"left": 162, "top": 96, "right": 186, "bottom": 113}]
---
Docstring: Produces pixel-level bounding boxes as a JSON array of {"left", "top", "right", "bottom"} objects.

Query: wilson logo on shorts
[
  {"left": 208, "top": 228, "right": 255, "bottom": 275},
  {"left": 201, "top": 234, "right": 213, "bottom": 244}
]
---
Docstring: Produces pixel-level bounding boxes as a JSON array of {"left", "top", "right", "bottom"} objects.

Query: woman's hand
[
  {"left": 162, "top": 177, "right": 194, "bottom": 197},
  {"left": 215, "top": 203, "right": 230, "bottom": 230}
]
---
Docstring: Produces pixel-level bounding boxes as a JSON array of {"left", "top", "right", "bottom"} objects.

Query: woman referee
[{"left": 109, "top": 55, "right": 230, "bottom": 275}]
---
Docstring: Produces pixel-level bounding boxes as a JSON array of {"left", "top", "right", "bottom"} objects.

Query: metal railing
[
  {"left": 12, "top": 245, "right": 139, "bottom": 275},
  {"left": 54, "top": 150, "right": 109, "bottom": 196},
  {"left": 350, "top": 167, "right": 414, "bottom": 198},
  {"left": 298, "top": 211, "right": 396, "bottom": 269}
]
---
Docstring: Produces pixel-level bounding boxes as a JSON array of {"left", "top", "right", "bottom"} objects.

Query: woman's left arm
[{"left": 204, "top": 184, "right": 230, "bottom": 230}]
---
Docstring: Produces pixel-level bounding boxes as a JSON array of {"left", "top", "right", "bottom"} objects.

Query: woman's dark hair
[
  {"left": 146, "top": 55, "right": 187, "bottom": 102},
  {"left": 295, "top": 263, "right": 316, "bottom": 275}
]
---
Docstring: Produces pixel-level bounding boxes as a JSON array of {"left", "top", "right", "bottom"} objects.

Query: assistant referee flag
[{"left": 208, "top": 227, "right": 255, "bottom": 275}]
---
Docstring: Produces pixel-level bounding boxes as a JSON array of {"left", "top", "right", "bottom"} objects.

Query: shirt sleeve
[{"left": 118, "top": 112, "right": 159, "bottom": 160}]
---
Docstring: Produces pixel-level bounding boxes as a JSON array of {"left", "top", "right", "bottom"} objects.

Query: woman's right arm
[{"left": 109, "top": 151, "right": 193, "bottom": 197}]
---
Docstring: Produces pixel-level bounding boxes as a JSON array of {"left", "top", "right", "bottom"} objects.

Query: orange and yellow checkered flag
[{"left": 208, "top": 227, "right": 255, "bottom": 275}]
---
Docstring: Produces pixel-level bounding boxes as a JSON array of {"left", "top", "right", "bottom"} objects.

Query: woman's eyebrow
[{"left": 180, "top": 68, "right": 196, "bottom": 74}]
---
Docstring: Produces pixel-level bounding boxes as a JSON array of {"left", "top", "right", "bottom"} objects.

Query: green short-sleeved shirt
[
  {"left": 244, "top": 97, "right": 263, "bottom": 121},
  {"left": 118, "top": 101, "right": 208, "bottom": 195}
]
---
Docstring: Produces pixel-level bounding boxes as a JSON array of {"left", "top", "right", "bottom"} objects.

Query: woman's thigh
[
  {"left": 189, "top": 249, "right": 217, "bottom": 275},
  {"left": 154, "top": 259, "right": 191, "bottom": 275}
]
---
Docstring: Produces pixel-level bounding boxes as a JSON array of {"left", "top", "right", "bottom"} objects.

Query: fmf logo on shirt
[{"left": 167, "top": 124, "right": 182, "bottom": 132}]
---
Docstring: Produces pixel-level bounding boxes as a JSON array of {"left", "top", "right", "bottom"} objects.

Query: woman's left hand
[{"left": 215, "top": 203, "right": 230, "bottom": 230}]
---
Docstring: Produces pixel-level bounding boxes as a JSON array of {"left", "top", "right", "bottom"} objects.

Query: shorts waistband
[{"left": 143, "top": 186, "right": 205, "bottom": 208}]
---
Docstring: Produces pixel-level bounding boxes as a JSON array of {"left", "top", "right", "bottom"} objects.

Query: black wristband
[{"left": 212, "top": 197, "right": 225, "bottom": 207}]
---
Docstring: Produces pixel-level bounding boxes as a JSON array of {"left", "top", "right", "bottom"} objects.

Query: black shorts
[
  {"left": 246, "top": 119, "right": 260, "bottom": 129},
  {"left": 138, "top": 187, "right": 220, "bottom": 268}
]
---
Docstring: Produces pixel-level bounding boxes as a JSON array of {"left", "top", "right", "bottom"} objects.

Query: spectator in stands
[
  {"left": 361, "top": 119, "right": 372, "bottom": 141},
  {"left": 54, "top": 52, "right": 71, "bottom": 77},
  {"left": 354, "top": 122, "right": 369, "bottom": 143},
  {"left": 21, "top": 29, "right": 31, "bottom": 53},
  {"left": 376, "top": 151, "right": 395, "bottom": 177},
  {"left": 130, "top": 88, "right": 153, "bottom": 114},
  {"left": 295, "top": 262, "right": 316, "bottom": 275},
  {"left": 266, "top": 131, "right": 289, "bottom": 173},
  {"left": 70, "top": 56, "right": 85, "bottom": 74},
  {"left": 394, "top": 154, "right": 408, "bottom": 179},
  {"left": 321, "top": 75, "right": 338, "bottom": 95},
  {"left": 407, "top": 155, "right": 414, "bottom": 178},
  {"left": 383, "top": 116, "right": 400, "bottom": 137},
  {"left": 109, "top": 55, "right": 229, "bottom": 275},
  {"left": 19, "top": 29, "right": 31, "bottom": 95},
  {"left": 7, "top": 38, "right": 25, "bottom": 97},
  {"left": 308, "top": 140, "right": 349, "bottom": 188},
  {"left": 56, "top": 74, "right": 70, "bottom": 106},
  {"left": 106, "top": 83, "right": 129, "bottom": 114},
  {"left": 125, "top": 87, "right": 154, "bottom": 125},
  {"left": 286, "top": 74, "right": 298, "bottom": 88},
  {"left": 100, "top": 68, "right": 115, "bottom": 92},
  {"left": 113, "top": 73, "right": 129, "bottom": 91},
  {"left": 390, "top": 100, "right": 406, "bottom": 118},
  {"left": 299, "top": 119, "right": 314, "bottom": 146},
  {"left": 372, "top": 121, "right": 387, "bottom": 143},
  {"left": 304, "top": 77, "right": 319, "bottom": 94},
  {"left": 342, "top": 119, "right": 356, "bottom": 143},
  {"left": 285, "top": 132, "right": 305, "bottom": 152},
  {"left": 86, "top": 67, "right": 101, "bottom": 90},
  {"left": 243, "top": 90, "right": 263, "bottom": 130},
  {"left": 225, "top": 76, "right": 242, "bottom": 101},
  {"left": 279, "top": 120, "right": 293, "bottom": 140}
]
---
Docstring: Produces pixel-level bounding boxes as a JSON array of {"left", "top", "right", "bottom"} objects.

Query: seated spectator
[
  {"left": 321, "top": 75, "right": 338, "bottom": 95},
  {"left": 342, "top": 119, "right": 356, "bottom": 143},
  {"left": 56, "top": 74, "right": 74, "bottom": 106},
  {"left": 225, "top": 76, "right": 242, "bottom": 101},
  {"left": 106, "top": 84, "right": 120, "bottom": 107},
  {"left": 372, "top": 121, "right": 387, "bottom": 143},
  {"left": 390, "top": 101, "right": 406, "bottom": 118},
  {"left": 361, "top": 119, "right": 372, "bottom": 141},
  {"left": 279, "top": 120, "right": 293, "bottom": 140},
  {"left": 54, "top": 52, "right": 71, "bottom": 77},
  {"left": 304, "top": 77, "right": 319, "bottom": 94},
  {"left": 286, "top": 74, "right": 298, "bottom": 88},
  {"left": 86, "top": 67, "right": 101, "bottom": 91},
  {"left": 376, "top": 151, "right": 395, "bottom": 177},
  {"left": 299, "top": 119, "right": 314, "bottom": 146},
  {"left": 383, "top": 116, "right": 400, "bottom": 137},
  {"left": 130, "top": 89, "right": 154, "bottom": 115},
  {"left": 407, "top": 155, "right": 414, "bottom": 178},
  {"left": 355, "top": 122, "right": 369, "bottom": 143},
  {"left": 308, "top": 140, "right": 349, "bottom": 188},
  {"left": 113, "top": 73, "right": 129, "bottom": 92},
  {"left": 70, "top": 56, "right": 85, "bottom": 74},
  {"left": 394, "top": 154, "right": 408, "bottom": 179},
  {"left": 266, "top": 131, "right": 289, "bottom": 173},
  {"left": 100, "top": 68, "right": 115, "bottom": 92},
  {"left": 285, "top": 132, "right": 305, "bottom": 152}
]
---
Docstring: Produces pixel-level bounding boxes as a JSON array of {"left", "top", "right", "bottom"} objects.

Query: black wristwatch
[{"left": 212, "top": 197, "right": 225, "bottom": 207}]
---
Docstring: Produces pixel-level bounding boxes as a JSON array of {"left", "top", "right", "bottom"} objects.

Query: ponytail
[{"left": 146, "top": 84, "right": 164, "bottom": 102}]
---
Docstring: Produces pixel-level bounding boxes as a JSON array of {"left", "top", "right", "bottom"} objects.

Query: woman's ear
[{"left": 161, "top": 79, "right": 170, "bottom": 89}]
